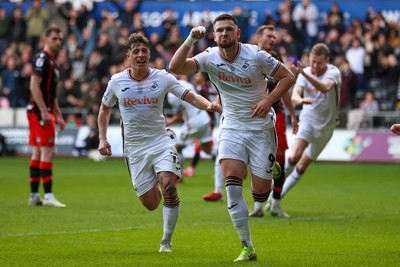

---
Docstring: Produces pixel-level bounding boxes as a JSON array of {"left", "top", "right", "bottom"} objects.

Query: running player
[
  {"left": 98, "top": 32, "right": 218, "bottom": 253},
  {"left": 281, "top": 43, "right": 341, "bottom": 204},
  {"left": 169, "top": 14, "right": 295, "bottom": 262}
]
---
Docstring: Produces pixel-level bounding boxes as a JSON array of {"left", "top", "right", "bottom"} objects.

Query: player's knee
[
  {"left": 201, "top": 143, "right": 212, "bottom": 154},
  {"left": 175, "top": 144, "right": 184, "bottom": 152},
  {"left": 144, "top": 202, "right": 160, "bottom": 211},
  {"left": 164, "top": 180, "right": 177, "bottom": 196},
  {"left": 295, "top": 164, "right": 307, "bottom": 174},
  {"left": 290, "top": 154, "right": 301, "bottom": 165}
]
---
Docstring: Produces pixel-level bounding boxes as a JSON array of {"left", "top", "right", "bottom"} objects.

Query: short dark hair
[
  {"left": 44, "top": 25, "right": 61, "bottom": 37},
  {"left": 213, "top": 14, "right": 238, "bottom": 27},
  {"left": 126, "top": 32, "right": 149, "bottom": 52}
]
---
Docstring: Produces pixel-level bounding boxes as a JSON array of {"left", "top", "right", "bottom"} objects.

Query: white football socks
[
  {"left": 214, "top": 159, "right": 224, "bottom": 193},
  {"left": 281, "top": 168, "right": 302, "bottom": 198},
  {"left": 162, "top": 205, "right": 180, "bottom": 243},
  {"left": 226, "top": 183, "right": 253, "bottom": 249}
]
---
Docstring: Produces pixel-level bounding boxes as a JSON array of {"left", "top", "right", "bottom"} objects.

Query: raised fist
[{"left": 190, "top": 26, "right": 206, "bottom": 40}]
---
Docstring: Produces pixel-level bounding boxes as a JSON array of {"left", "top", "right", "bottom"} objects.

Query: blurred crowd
[{"left": 0, "top": 0, "right": 399, "bottom": 128}]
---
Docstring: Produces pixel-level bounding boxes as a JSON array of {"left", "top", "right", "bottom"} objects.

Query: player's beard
[{"left": 218, "top": 38, "right": 236, "bottom": 49}]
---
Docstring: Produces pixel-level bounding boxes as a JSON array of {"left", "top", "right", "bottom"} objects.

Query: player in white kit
[
  {"left": 166, "top": 79, "right": 214, "bottom": 166},
  {"left": 281, "top": 43, "right": 341, "bottom": 203},
  {"left": 169, "top": 14, "right": 295, "bottom": 262},
  {"left": 167, "top": 79, "right": 225, "bottom": 198},
  {"left": 97, "top": 32, "right": 218, "bottom": 253}
]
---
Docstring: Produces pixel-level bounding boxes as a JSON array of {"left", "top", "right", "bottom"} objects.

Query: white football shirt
[
  {"left": 167, "top": 80, "right": 211, "bottom": 128},
  {"left": 193, "top": 43, "right": 280, "bottom": 130},
  {"left": 295, "top": 64, "right": 341, "bottom": 130},
  {"left": 102, "top": 68, "right": 188, "bottom": 154}
]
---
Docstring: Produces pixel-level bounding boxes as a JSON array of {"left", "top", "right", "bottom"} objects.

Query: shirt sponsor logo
[
  {"left": 123, "top": 96, "right": 158, "bottom": 106},
  {"left": 218, "top": 72, "right": 251, "bottom": 84}
]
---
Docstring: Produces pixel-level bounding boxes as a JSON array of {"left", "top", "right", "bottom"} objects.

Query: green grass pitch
[{"left": 1, "top": 157, "right": 399, "bottom": 266}]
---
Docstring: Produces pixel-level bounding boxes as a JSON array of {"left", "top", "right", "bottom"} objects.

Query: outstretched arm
[
  {"left": 295, "top": 62, "right": 335, "bottom": 93},
  {"left": 183, "top": 90, "right": 221, "bottom": 113},
  {"left": 169, "top": 26, "right": 206, "bottom": 75}
]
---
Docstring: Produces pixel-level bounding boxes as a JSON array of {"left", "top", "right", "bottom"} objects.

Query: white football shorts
[
  {"left": 125, "top": 146, "right": 182, "bottom": 197},
  {"left": 218, "top": 127, "right": 277, "bottom": 179},
  {"left": 177, "top": 122, "right": 213, "bottom": 146},
  {"left": 296, "top": 121, "right": 335, "bottom": 161}
]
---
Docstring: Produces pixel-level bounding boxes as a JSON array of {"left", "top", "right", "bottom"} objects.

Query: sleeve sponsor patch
[{"left": 35, "top": 58, "right": 44, "bottom": 67}]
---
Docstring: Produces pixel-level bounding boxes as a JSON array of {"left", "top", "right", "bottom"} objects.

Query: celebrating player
[
  {"left": 97, "top": 32, "right": 218, "bottom": 253},
  {"left": 169, "top": 14, "right": 295, "bottom": 262},
  {"left": 281, "top": 43, "right": 341, "bottom": 203}
]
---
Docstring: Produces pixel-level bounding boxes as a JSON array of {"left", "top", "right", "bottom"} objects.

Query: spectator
[
  {"left": 95, "top": 31, "right": 113, "bottom": 64},
  {"left": 232, "top": 6, "right": 251, "bottom": 42},
  {"left": 65, "top": 31, "right": 79, "bottom": 58},
  {"left": 1, "top": 56, "right": 23, "bottom": 107},
  {"left": 347, "top": 91, "right": 379, "bottom": 130},
  {"left": 110, "top": 0, "right": 143, "bottom": 28},
  {"left": 149, "top": 32, "right": 165, "bottom": 62},
  {"left": 324, "top": 29, "right": 342, "bottom": 61},
  {"left": 71, "top": 18, "right": 97, "bottom": 59},
  {"left": 276, "top": 10, "right": 299, "bottom": 48},
  {"left": 292, "top": 0, "right": 320, "bottom": 52},
  {"left": 0, "top": 7, "right": 10, "bottom": 54},
  {"left": 57, "top": 77, "right": 82, "bottom": 109},
  {"left": 339, "top": 58, "right": 356, "bottom": 109},
  {"left": 56, "top": 48, "right": 72, "bottom": 82},
  {"left": 25, "top": 0, "right": 49, "bottom": 51},
  {"left": 323, "top": 2, "right": 345, "bottom": 35},
  {"left": 363, "top": 31, "right": 380, "bottom": 81},
  {"left": 161, "top": 8, "right": 178, "bottom": 42},
  {"left": 73, "top": 113, "right": 99, "bottom": 158},
  {"left": 388, "top": 20, "right": 400, "bottom": 50},
  {"left": 47, "top": 0, "right": 70, "bottom": 35},
  {"left": 18, "top": 61, "right": 33, "bottom": 108},
  {"left": 85, "top": 48, "right": 108, "bottom": 84},
  {"left": 70, "top": 46, "right": 86, "bottom": 82},
  {"left": 80, "top": 79, "right": 103, "bottom": 115},
  {"left": 276, "top": 0, "right": 295, "bottom": 17},
  {"left": 8, "top": 6, "right": 27, "bottom": 54},
  {"left": 129, "top": 12, "right": 145, "bottom": 34},
  {"left": 67, "top": 3, "right": 91, "bottom": 33},
  {"left": 345, "top": 38, "right": 366, "bottom": 92},
  {"left": 368, "top": 12, "right": 389, "bottom": 40},
  {"left": 162, "top": 25, "right": 184, "bottom": 61}
]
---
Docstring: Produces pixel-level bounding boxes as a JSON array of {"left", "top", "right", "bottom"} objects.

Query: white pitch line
[{"left": 0, "top": 214, "right": 356, "bottom": 238}]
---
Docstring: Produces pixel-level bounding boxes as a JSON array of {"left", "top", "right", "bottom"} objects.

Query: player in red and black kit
[
  {"left": 27, "top": 25, "right": 66, "bottom": 207},
  {"left": 249, "top": 25, "right": 298, "bottom": 218}
]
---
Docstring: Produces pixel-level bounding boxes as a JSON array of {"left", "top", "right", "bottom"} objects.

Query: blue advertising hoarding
[{"left": 1, "top": 1, "right": 399, "bottom": 39}]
